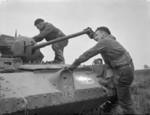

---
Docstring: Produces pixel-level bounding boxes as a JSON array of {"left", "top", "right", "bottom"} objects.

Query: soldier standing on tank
[
  {"left": 67, "top": 27, "right": 137, "bottom": 115},
  {"left": 32, "top": 18, "right": 68, "bottom": 64}
]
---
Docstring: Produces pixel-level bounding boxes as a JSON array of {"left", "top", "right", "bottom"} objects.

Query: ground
[
  {"left": 93, "top": 69, "right": 150, "bottom": 115},
  {"left": 132, "top": 69, "right": 150, "bottom": 114}
]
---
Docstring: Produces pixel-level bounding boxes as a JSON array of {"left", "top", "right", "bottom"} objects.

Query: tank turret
[
  {"left": 0, "top": 34, "right": 15, "bottom": 57},
  {"left": 10, "top": 28, "right": 92, "bottom": 62},
  {"left": 0, "top": 34, "right": 44, "bottom": 62}
]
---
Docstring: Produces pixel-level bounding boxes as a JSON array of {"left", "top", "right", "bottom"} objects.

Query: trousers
[
  {"left": 52, "top": 39, "right": 68, "bottom": 63},
  {"left": 113, "top": 63, "right": 137, "bottom": 115}
]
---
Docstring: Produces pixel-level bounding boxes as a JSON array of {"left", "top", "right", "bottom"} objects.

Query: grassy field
[
  {"left": 81, "top": 69, "right": 150, "bottom": 115},
  {"left": 132, "top": 69, "right": 150, "bottom": 114},
  {"left": 98, "top": 69, "right": 150, "bottom": 115},
  {"left": 99, "top": 69, "right": 150, "bottom": 115}
]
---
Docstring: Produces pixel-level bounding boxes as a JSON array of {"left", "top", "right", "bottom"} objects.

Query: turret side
[
  {"left": 0, "top": 34, "right": 15, "bottom": 56},
  {"left": 0, "top": 34, "right": 44, "bottom": 63}
]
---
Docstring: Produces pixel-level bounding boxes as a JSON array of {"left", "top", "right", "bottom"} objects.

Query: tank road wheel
[{"left": 98, "top": 96, "right": 123, "bottom": 115}]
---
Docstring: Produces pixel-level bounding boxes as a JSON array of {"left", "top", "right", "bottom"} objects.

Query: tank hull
[{"left": 0, "top": 64, "right": 115, "bottom": 115}]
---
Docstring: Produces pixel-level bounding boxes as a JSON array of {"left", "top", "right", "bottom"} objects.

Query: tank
[{"left": 0, "top": 29, "right": 116, "bottom": 115}]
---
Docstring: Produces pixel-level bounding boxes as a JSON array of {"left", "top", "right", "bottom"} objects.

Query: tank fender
[{"left": 49, "top": 69, "right": 75, "bottom": 100}]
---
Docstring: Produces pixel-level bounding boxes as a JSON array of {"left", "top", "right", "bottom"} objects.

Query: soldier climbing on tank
[
  {"left": 67, "top": 26, "right": 138, "bottom": 115},
  {"left": 32, "top": 18, "right": 68, "bottom": 64}
]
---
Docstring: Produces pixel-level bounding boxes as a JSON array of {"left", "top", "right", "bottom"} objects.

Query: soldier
[
  {"left": 93, "top": 58, "right": 103, "bottom": 65},
  {"left": 32, "top": 18, "right": 68, "bottom": 64},
  {"left": 67, "top": 27, "right": 137, "bottom": 115}
]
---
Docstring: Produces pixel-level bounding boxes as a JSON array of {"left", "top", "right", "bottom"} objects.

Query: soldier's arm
[
  {"left": 68, "top": 41, "right": 106, "bottom": 70},
  {"left": 77, "top": 41, "right": 106, "bottom": 64},
  {"left": 33, "top": 24, "right": 53, "bottom": 42}
]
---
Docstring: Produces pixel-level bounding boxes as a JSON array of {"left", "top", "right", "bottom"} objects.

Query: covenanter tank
[{"left": 0, "top": 29, "right": 116, "bottom": 115}]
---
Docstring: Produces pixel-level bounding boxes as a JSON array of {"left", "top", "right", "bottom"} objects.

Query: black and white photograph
[{"left": 0, "top": 0, "right": 150, "bottom": 114}]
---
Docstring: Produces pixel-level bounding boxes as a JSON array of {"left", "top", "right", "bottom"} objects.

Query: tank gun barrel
[
  {"left": 10, "top": 28, "right": 92, "bottom": 61},
  {"left": 32, "top": 28, "right": 91, "bottom": 50}
]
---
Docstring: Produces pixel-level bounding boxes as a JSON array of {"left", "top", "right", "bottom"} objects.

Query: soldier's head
[
  {"left": 34, "top": 18, "right": 45, "bottom": 30},
  {"left": 94, "top": 26, "right": 111, "bottom": 41}
]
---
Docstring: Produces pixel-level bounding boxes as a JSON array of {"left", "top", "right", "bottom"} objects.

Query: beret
[
  {"left": 34, "top": 18, "right": 44, "bottom": 26},
  {"left": 96, "top": 26, "right": 111, "bottom": 34}
]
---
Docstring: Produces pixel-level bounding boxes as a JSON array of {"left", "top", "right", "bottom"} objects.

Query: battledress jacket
[
  {"left": 76, "top": 35, "right": 132, "bottom": 68},
  {"left": 33, "top": 22, "right": 67, "bottom": 43}
]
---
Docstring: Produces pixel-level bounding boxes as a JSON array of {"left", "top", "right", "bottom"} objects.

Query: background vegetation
[{"left": 132, "top": 69, "right": 150, "bottom": 114}]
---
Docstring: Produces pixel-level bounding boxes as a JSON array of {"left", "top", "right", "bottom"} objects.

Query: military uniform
[
  {"left": 73, "top": 35, "right": 136, "bottom": 115},
  {"left": 33, "top": 22, "right": 68, "bottom": 63}
]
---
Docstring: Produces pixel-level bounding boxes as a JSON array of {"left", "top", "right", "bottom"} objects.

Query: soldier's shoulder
[
  {"left": 105, "top": 35, "right": 116, "bottom": 41},
  {"left": 43, "top": 22, "right": 55, "bottom": 30},
  {"left": 99, "top": 38, "right": 109, "bottom": 43},
  {"left": 44, "top": 22, "right": 53, "bottom": 26},
  {"left": 97, "top": 37, "right": 113, "bottom": 46}
]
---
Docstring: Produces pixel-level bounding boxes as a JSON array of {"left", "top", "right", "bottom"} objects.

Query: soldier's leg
[
  {"left": 116, "top": 84, "right": 135, "bottom": 114},
  {"left": 52, "top": 43, "right": 64, "bottom": 63},
  {"left": 51, "top": 40, "right": 68, "bottom": 63},
  {"left": 115, "top": 66, "right": 137, "bottom": 115}
]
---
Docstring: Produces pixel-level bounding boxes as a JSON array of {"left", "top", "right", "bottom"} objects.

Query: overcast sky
[{"left": 0, "top": 0, "right": 150, "bottom": 69}]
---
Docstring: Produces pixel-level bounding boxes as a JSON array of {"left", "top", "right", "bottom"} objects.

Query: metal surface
[
  {"left": 0, "top": 64, "right": 115, "bottom": 115},
  {"left": 0, "top": 32, "right": 116, "bottom": 115}
]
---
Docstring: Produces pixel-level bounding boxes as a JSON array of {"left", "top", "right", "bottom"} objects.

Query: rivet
[
  {"left": 16, "top": 108, "right": 19, "bottom": 111},
  {"left": 13, "top": 92, "right": 16, "bottom": 94},
  {"left": 34, "top": 96, "right": 37, "bottom": 99},
  {"left": 35, "top": 105, "right": 38, "bottom": 108},
  {"left": 0, "top": 76, "right": 4, "bottom": 80},
  {"left": 5, "top": 109, "right": 9, "bottom": 112},
  {"left": 17, "top": 101, "right": 20, "bottom": 105},
  {"left": 44, "top": 103, "right": 47, "bottom": 107},
  {"left": 5, "top": 100, "right": 8, "bottom": 103},
  {"left": 74, "top": 99, "right": 78, "bottom": 101},
  {"left": 52, "top": 101, "right": 56, "bottom": 105},
  {"left": 68, "top": 100, "right": 71, "bottom": 103}
]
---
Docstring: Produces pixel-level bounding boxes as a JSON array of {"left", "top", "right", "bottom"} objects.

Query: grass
[
  {"left": 97, "top": 69, "right": 150, "bottom": 115},
  {"left": 131, "top": 69, "right": 150, "bottom": 114}
]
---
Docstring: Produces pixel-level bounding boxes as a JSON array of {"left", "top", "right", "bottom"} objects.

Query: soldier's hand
[
  {"left": 84, "top": 27, "right": 94, "bottom": 39},
  {"left": 65, "top": 59, "right": 80, "bottom": 71},
  {"left": 83, "top": 27, "right": 92, "bottom": 31}
]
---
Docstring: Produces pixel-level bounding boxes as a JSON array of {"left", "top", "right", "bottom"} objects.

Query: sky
[{"left": 0, "top": 0, "right": 150, "bottom": 69}]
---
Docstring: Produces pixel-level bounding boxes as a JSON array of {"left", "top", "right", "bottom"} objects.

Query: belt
[{"left": 114, "top": 63, "right": 131, "bottom": 69}]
